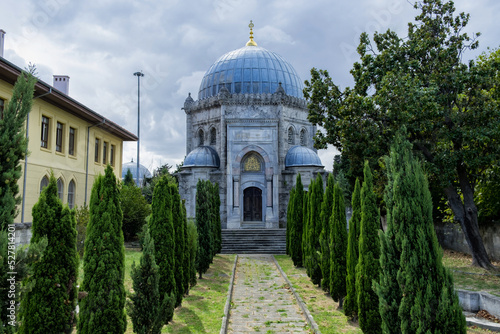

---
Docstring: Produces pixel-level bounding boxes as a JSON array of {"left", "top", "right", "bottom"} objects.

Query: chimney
[
  {"left": 53, "top": 75, "right": 70, "bottom": 95},
  {"left": 0, "top": 30, "right": 5, "bottom": 58}
]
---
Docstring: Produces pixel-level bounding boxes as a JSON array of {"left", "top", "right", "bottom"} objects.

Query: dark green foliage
[
  {"left": 211, "top": 183, "right": 222, "bottom": 255},
  {"left": 181, "top": 203, "right": 190, "bottom": 294},
  {"left": 127, "top": 227, "right": 173, "bottom": 334},
  {"left": 123, "top": 169, "right": 135, "bottom": 187},
  {"left": 344, "top": 178, "right": 361, "bottom": 318},
  {"left": 121, "top": 184, "right": 151, "bottom": 241},
  {"left": 329, "top": 183, "right": 348, "bottom": 307},
  {"left": 142, "top": 164, "right": 174, "bottom": 204},
  {"left": 148, "top": 175, "right": 176, "bottom": 324},
  {"left": 75, "top": 204, "right": 89, "bottom": 258},
  {"left": 78, "top": 166, "right": 127, "bottom": 334},
  {"left": 186, "top": 219, "right": 198, "bottom": 288},
  {"left": 286, "top": 187, "right": 295, "bottom": 255},
  {"left": 304, "top": 175, "right": 323, "bottom": 286},
  {"left": 355, "top": 162, "right": 381, "bottom": 334},
  {"left": 19, "top": 174, "right": 78, "bottom": 334},
  {"left": 0, "top": 71, "right": 36, "bottom": 231},
  {"left": 170, "top": 182, "right": 185, "bottom": 307},
  {"left": 195, "top": 180, "right": 212, "bottom": 278},
  {"left": 291, "top": 174, "right": 304, "bottom": 267},
  {"left": 301, "top": 191, "right": 309, "bottom": 267},
  {"left": 304, "top": 0, "right": 499, "bottom": 270},
  {"left": 375, "top": 133, "right": 466, "bottom": 333},
  {"left": 0, "top": 231, "right": 47, "bottom": 333},
  {"left": 319, "top": 174, "right": 335, "bottom": 291}
]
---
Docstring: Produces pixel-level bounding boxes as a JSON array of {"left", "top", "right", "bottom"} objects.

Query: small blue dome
[
  {"left": 285, "top": 146, "right": 323, "bottom": 168},
  {"left": 198, "top": 45, "right": 304, "bottom": 100},
  {"left": 122, "top": 161, "right": 152, "bottom": 185},
  {"left": 183, "top": 146, "right": 220, "bottom": 168}
]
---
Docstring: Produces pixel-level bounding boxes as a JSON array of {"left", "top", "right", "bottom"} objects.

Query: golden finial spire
[{"left": 246, "top": 20, "right": 258, "bottom": 46}]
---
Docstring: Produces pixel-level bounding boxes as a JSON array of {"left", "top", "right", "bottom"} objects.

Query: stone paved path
[{"left": 227, "top": 254, "right": 310, "bottom": 333}]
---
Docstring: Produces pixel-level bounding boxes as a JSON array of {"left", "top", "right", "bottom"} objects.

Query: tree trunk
[{"left": 443, "top": 167, "right": 495, "bottom": 271}]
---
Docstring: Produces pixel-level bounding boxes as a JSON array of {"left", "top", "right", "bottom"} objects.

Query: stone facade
[{"left": 178, "top": 88, "right": 324, "bottom": 229}]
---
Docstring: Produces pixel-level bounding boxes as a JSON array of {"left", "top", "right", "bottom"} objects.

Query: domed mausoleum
[{"left": 178, "top": 22, "right": 325, "bottom": 229}]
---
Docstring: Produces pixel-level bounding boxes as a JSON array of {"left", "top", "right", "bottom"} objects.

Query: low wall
[
  {"left": 434, "top": 221, "right": 500, "bottom": 262},
  {"left": 458, "top": 289, "right": 500, "bottom": 319}
]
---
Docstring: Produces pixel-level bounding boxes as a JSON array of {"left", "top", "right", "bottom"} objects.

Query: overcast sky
[{"left": 1, "top": 0, "right": 499, "bottom": 172}]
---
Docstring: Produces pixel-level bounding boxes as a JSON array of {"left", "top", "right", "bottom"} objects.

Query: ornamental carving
[{"left": 244, "top": 155, "right": 261, "bottom": 172}]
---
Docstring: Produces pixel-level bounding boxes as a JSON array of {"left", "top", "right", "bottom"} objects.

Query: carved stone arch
[
  {"left": 300, "top": 127, "right": 307, "bottom": 146},
  {"left": 287, "top": 125, "right": 296, "bottom": 145},
  {"left": 241, "top": 152, "right": 264, "bottom": 173},
  {"left": 234, "top": 145, "right": 271, "bottom": 176}
]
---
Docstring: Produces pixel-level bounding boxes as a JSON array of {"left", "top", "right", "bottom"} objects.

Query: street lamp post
[{"left": 133, "top": 71, "right": 144, "bottom": 186}]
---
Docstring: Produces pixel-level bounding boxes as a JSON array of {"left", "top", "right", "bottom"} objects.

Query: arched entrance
[{"left": 243, "top": 187, "right": 262, "bottom": 221}]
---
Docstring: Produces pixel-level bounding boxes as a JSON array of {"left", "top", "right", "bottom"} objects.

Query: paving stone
[{"left": 227, "top": 254, "right": 310, "bottom": 333}]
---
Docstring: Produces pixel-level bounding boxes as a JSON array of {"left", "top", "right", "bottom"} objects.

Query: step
[{"left": 220, "top": 229, "right": 286, "bottom": 254}]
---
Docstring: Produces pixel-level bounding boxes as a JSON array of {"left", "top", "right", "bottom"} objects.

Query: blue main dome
[{"left": 198, "top": 45, "right": 304, "bottom": 100}]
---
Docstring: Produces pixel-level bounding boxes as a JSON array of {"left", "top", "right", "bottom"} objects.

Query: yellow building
[{"left": 0, "top": 56, "right": 137, "bottom": 225}]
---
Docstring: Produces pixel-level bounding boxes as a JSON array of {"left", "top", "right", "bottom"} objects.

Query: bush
[{"left": 121, "top": 184, "right": 151, "bottom": 241}]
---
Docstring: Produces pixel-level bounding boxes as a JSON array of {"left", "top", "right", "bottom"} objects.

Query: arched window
[
  {"left": 198, "top": 129, "right": 204, "bottom": 146},
  {"left": 57, "top": 178, "right": 64, "bottom": 200},
  {"left": 40, "top": 175, "right": 49, "bottom": 194},
  {"left": 210, "top": 127, "right": 217, "bottom": 145},
  {"left": 288, "top": 127, "right": 295, "bottom": 145},
  {"left": 68, "top": 180, "right": 76, "bottom": 209},
  {"left": 300, "top": 128, "right": 307, "bottom": 146}
]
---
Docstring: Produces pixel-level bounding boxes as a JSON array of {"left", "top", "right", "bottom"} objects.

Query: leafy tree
[
  {"left": 355, "top": 162, "right": 381, "bottom": 334},
  {"left": 344, "top": 178, "right": 361, "bottom": 319},
  {"left": 18, "top": 175, "right": 78, "bottom": 334},
  {"left": 121, "top": 184, "right": 151, "bottom": 241},
  {"left": 304, "top": 0, "right": 500, "bottom": 270},
  {"left": 290, "top": 174, "right": 305, "bottom": 267},
  {"left": 319, "top": 174, "right": 334, "bottom": 291},
  {"left": 127, "top": 227, "right": 172, "bottom": 334},
  {"left": 75, "top": 204, "right": 89, "bottom": 258},
  {"left": 0, "top": 71, "right": 36, "bottom": 231},
  {"left": 170, "top": 182, "right": 185, "bottom": 307},
  {"left": 329, "top": 183, "right": 348, "bottom": 308},
  {"left": 123, "top": 169, "right": 135, "bottom": 187},
  {"left": 142, "top": 164, "right": 174, "bottom": 204},
  {"left": 78, "top": 166, "right": 127, "bottom": 334},
  {"left": 0, "top": 232, "right": 47, "bottom": 333},
  {"left": 305, "top": 175, "right": 323, "bottom": 285},
  {"left": 375, "top": 132, "right": 465, "bottom": 333},
  {"left": 149, "top": 175, "right": 176, "bottom": 324},
  {"left": 195, "top": 180, "right": 212, "bottom": 278},
  {"left": 186, "top": 218, "right": 198, "bottom": 288}
]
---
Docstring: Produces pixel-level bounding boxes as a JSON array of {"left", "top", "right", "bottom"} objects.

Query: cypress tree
[
  {"left": 344, "top": 178, "right": 361, "bottom": 319},
  {"left": 127, "top": 228, "right": 171, "bottom": 334},
  {"left": 170, "top": 183, "right": 185, "bottom": 307},
  {"left": 301, "top": 190, "right": 309, "bottom": 267},
  {"left": 78, "top": 165, "right": 127, "bottom": 334},
  {"left": 0, "top": 71, "right": 36, "bottom": 231},
  {"left": 196, "top": 180, "right": 212, "bottom": 278},
  {"left": 305, "top": 175, "right": 323, "bottom": 285},
  {"left": 149, "top": 175, "right": 176, "bottom": 324},
  {"left": 187, "top": 219, "right": 198, "bottom": 287},
  {"left": 19, "top": 175, "right": 78, "bottom": 334},
  {"left": 319, "top": 174, "right": 335, "bottom": 291},
  {"left": 181, "top": 202, "right": 191, "bottom": 295},
  {"left": 211, "top": 182, "right": 222, "bottom": 255},
  {"left": 291, "top": 174, "right": 304, "bottom": 267},
  {"left": 123, "top": 169, "right": 135, "bottom": 187},
  {"left": 286, "top": 186, "right": 296, "bottom": 256},
  {"left": 356, "top": 162, "right": 381, "bottom": 334},
  {"left": 329, "top": 183, "right": 348, "bottom": 308},
  {"left": 376, "top": 133, "right": 466, "bottom": 333}
]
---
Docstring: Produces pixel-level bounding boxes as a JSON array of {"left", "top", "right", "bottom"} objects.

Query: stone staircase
[{"left": 221, "top": 229, "right": 286, "bottom": 254}]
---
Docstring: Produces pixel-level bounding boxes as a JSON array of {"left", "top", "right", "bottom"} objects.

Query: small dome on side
[
  {"left": 183, "top": 146, "right": 220, "bottom": 168},
  {"left": 285, "top": 145, "right": 323, "bottom": 168},
  {"left": 122, "top": 161, "right": 152, "bottom": 185}
]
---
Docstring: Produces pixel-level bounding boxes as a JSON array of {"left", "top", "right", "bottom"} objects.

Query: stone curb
[
  {"left": 220, "top": 254, "right": 238, "bottom": 334},
  {"left": 465, "top": 316, "right": 500, "bottom": 332},
  {"left": 272, "top": 255, "right": 321, "bottom": 334}
]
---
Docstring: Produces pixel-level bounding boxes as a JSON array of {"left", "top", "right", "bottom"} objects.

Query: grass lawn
[
  {"left": 443, "top": 249, "right": 500, "bottom": 297},
  {"left": 275, "top": 252, "right": 500, "bottom": 334}
]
